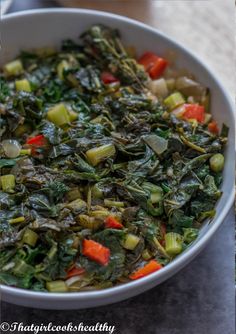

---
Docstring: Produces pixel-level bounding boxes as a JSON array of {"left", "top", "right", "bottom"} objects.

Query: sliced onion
[
  {"left": 143, "top": 134, "right": 168, "bottom": 155},
  {"left": 175, "top": 76, "right": 205, "bottom": 97},
  {"left": 148, "top": 78, "right": 168, "bottom": 98},
  {"left": 2, "top": 261, "right": 15, "bottom": 271},
  {"left": 2, "top": 139, "right": 21, "bottom": 158},
  {"left": 171, "top": 105, "right": 186, "bottom": 118},
  {"left": 65, "top": 275, "right": 84, "bottom": 287}
]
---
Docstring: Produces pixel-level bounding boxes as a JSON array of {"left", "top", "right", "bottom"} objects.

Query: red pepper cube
[
  {"left": 183, "top": 104, "right": 205, "bottom": 123},
  {"left": 25, "top": 134, "right": 48, "bottom": 155},
  {"left": 129, "top": 260, "right": 162, "bottom": 280},
  {"left": 208, "top": 120, "right": 219, "bottom": 134},
  {"left": 82, "top": 239, "right": 110, "bottom": 266},
  {"left": 138, "top": 52, "right": 168, "bottom": 79},
  {"left": 105, "top": 216, "right": 123, "bottom": 229},
  {"left": 101, "top": 71, "right": 120, "bottom": 84},
  {"left": 26, "top": 134, "right": 47, "bottom": 146},
  {"left": 66, "top": 266, "right": 85, "bottom": 279}
]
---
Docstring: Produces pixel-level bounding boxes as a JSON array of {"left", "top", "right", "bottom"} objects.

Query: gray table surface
[{"left": 1, "top": 1, "right": 235, "bottom": 333}]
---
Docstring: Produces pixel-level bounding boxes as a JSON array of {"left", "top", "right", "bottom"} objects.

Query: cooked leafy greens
[{"left": 0, "top": 25, "right": 228, "bottom": 292}]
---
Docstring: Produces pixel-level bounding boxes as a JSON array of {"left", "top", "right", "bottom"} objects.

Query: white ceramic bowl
[
  {"left": 0, "top": 0, "right": 13, "bottom": 15},
  {"left": 1, "top": 9, "right": 235, "bottom": 310}
]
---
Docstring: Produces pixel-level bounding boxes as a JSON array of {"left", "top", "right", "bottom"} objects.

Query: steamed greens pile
[{"left": 0, "top": 25, "right": 228, "bottom": 292}]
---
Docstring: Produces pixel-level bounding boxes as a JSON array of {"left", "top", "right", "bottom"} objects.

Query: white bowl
[
  {"left": 0, "top": 0, "right": 13, "bottom": 15},
  {"left": 1, "top": 8, "right": 235, "bottom": 310}
]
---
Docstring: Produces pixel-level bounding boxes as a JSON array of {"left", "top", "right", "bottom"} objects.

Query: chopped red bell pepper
[
  {"left": 208, "top": 120, "right": 219, "bottom": 134},
  {"left": 26, "top": 134, "right": 48, "bottom": 155},
  {"left": 82, "top": 239, "right": 110, "bottom": 266},
  {"left": 129, "top": 260, "right": 162, "bottom": 280},
  {"left": 183, "top": 104, "right": 205, "bottom": 123},
  {"left": 66, "top": 266, "right": 85, "bottom": 279},
  {"left": 138, "top": 52, "right": 168, "bottom": 79},
  {"left": 26, "top": 134, "right": 47, "bottom": 146},
  {"left": 105, "top": 216, "right": 124, "bottom": 229},
  {"left": 101, "top": 71, "right": 120, "bottom": 84}
]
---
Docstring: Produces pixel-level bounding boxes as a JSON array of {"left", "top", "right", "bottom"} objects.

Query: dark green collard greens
[{"left": 0, "top": 25, "right": 227, "bottom": 291}]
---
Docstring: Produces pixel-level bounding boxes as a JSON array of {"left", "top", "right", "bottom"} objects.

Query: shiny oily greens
[{"left": 0, "top": 25, "right": 228, "bottom": 292}]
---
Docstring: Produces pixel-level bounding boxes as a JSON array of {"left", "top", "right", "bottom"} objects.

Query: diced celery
[
  {"left": 8, "top": 216, "right": 25, "bottom": 224},
  {"left": 142, "top": 249, "right": 152, "bottom": 260},
  {"left": 104, "top": 199, "right": 124, "bottom": 208},
  {"left": 0, "top": 174, "right": 15, "bottom": 193},
  {"left": 164, "top": 92, "right": 185, "bottom": 110},
  {"left": 122, "top": 234, "right": 140, "bottom": 250},
  {"left": 183, "top": 228, "right": 199, "bottom": 244},
  {"left": 142, "top": 182, "right": 163, "bottom": 204},
  {"left": 150, "top": 192, "right": 162, "bottom": 204},
  {"left": 13, "top": 259, "right": 33, "bottom": 276},
  {"left": 57, "top": 60, "right": 70, "bottom": 80},
  {"left": 47, "top": 244, "right": 58, "bottom": 260},
  {"left": 23, "top": 229, "right": 38, "bottom": 247},
  {"left": 86, "top": 144, "right": 116, "bottom": 166},
  {"left": 15, "top": 79, "right": 31, "bottom": 92},
  {"left": 209, "top": 153, "right": 224, "bottom": 173},
  {"left": 20, "top": 149, "right": 32, "bottom": 155},
  {"left": 69, "top": 110, "right": 78, "bottom": 122},
  {"left": 90, "top": 210, "right": 110, "bottom": 219},
  {"left": 66, "top": 198, "right": 87, "bottom": 213},
  {"left": 46, "top": 280, "right": 68, "bottom": 292},
  {"left": 165, "top": 232, "right": 183, "bottom": 256},
  {"left": 4, "top": 59, "right": 23, "bottom": 76},
  {"left": 77, "top": 214, "right": 103, "bottom": 230},
  {"left": 47, "top": 103, "right": 70, "bottom": 127},
  {"left": 91, "top": 183, "right": 104, "bottom": 199}
]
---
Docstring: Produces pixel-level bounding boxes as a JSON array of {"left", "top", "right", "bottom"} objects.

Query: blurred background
[{"left": 2, "top": 0, "right": 234, "bottom": 97}]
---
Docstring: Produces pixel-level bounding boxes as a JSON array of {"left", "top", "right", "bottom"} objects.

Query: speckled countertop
[{"left": 1, "top": 1, "right": 235, "bottom": 333}]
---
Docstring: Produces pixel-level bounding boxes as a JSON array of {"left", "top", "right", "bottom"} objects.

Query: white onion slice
[
  {"left": 2, "top": 139, "right": 21, "bottom": 158},
  {"left": 175, "top": 76, "right": 204, "bottom": 97},
  {"left": 143, "top": 134, "right": 168, "bottom": 155},
  {"left": 171, "top": 105, "right": 186, "bottom": 118},
  {"left": 65, "top": 275, "right": 84, "bottom": 287},
  {"left": 148, "top": 78, "right": 168, "bottom": 98}
]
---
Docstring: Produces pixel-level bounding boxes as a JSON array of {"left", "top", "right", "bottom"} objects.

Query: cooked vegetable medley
[{"left": 0, "top": 25, "right": 228, "bottom": 292}]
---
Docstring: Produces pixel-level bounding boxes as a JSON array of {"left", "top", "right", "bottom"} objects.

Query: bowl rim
[{"left": 1, "top": 7, "right": 235, "bottom": 302}]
